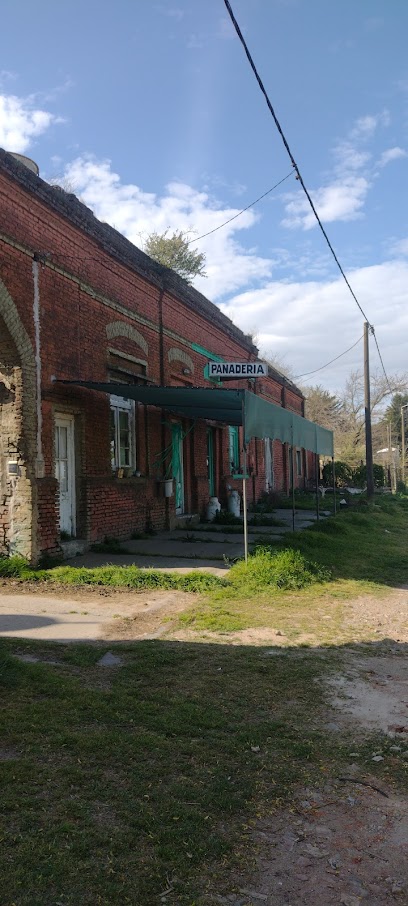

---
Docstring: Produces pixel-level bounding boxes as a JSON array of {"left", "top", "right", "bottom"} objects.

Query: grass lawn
[
  {"left": 1, "top": 495, "right": 408, "bottom": 903},
  {"left": 2, "top": 636, "right": 407, "bottom": 906},
  {"left": 176, "top": 495, "right": 408, "bottom": 639}
]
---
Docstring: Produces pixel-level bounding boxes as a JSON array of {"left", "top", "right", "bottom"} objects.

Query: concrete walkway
[{"left": 67, "top": 508, "right": 329, "bottom": 572}]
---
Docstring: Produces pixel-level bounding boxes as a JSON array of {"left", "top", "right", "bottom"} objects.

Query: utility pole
[
  {"left": 364, "top": 322, "right": 375, "bottom": 498},
  {"left": 401, "top": 404, "right": 408, "bottom": 485}
]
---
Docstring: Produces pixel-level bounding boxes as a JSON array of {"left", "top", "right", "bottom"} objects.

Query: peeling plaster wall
[{"left": 0, "top": 278, "right": 37, "bottom": 561}]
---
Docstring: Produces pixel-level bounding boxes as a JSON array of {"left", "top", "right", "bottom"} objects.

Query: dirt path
[
  {"left": 0, "top": 585, "right": 195, "bottom": 642},
  {"left": 211, "top": 652, "right": 408, "bottom": 906}
]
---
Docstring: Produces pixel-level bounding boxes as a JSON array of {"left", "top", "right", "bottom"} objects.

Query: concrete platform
[
  {"left": 63, "top": 508, "right": 327, "bottom": 573},
  {"left": 69, "top": 550, "right": 232, "bottom": 572}
]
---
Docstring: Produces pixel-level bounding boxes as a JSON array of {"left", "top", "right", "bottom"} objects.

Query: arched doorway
[{"left": 0, "top": 278, "right": 37, "bottom": 561}]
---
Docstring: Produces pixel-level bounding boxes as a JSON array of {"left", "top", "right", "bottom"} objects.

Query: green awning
[{"left": 57, "top": 381, "right": 333, "bottom": 456}]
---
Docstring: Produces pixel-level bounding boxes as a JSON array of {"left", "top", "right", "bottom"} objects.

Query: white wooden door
[{"left": 55, "top": 414, "right": 76, "bottom": 536}]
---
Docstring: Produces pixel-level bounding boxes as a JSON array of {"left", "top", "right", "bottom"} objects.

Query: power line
[
  {"left": 372, "top": 328, "right": 393, "bottom": 394},
  {"left": 223, "top": 0, "right": 373, "bottom": 326},
  {"left": 294, "top": 334, "right": 364, "bottom": 380},
  {"left": 188, "top": 170, "right": 294, "bottom": 243}
]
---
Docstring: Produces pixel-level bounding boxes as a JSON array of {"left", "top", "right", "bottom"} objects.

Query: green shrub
[
  {"left": 353, "top": 463, "right": 385, "bottom": 488},
  {"left": 322, "top": 461, "right": 353, "bottom": 487},
  {"left": 229, "top": 548, "right": 330, "bottom": 591},
  {"left": 0, "top": 556, "right": 30, "bottom": 578}
]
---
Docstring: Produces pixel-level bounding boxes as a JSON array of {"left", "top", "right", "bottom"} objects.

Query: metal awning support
[
  {"left": 291, "top": 425, "right": 295, "bottom": 533},
  {"left": 242, "top": 397, "right": 248, "bottom": 563}
]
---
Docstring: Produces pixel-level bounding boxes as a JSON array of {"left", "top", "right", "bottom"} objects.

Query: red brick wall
[{"left": 0, "top": 166, "right": 308, "bottom": 557}]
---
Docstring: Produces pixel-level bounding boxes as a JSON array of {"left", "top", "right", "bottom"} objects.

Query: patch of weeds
[
  {"left": 90, "top": 536, "right": 130, "bottom": 554},
  {"left": 179, "top": 602, "right": 247, "bottom": 632},
  {"left": 0, "top": 557, "right": 227, "bottom": 594},
  {"left": 252, "top": 534, "right": 282, "bottom": 546},
  {"left": 313, "top": 518, "right": 347, "bottom": 535},
  {"left": 213, "top": 510, "right": 242, "bottom": 526},
  {"left": 0, "top": 556, "right": 31, "bottom": 579},
  {"left": 248, "top": 514, "right": 284, "bottom": 527},
  {"left": 38, "top": 552, "right": 63, "bottom": 568},
  {"left": 229, "top": 547, "right": 330, "bottom": 591}
]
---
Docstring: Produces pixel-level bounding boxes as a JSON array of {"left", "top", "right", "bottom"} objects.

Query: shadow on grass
[{"left": 1, "top": 633, "right": 407, "bottom": 906}]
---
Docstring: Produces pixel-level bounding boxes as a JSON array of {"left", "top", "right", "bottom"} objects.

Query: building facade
[{"left": 0, "top": 150, "right": 313, "bottom": 563}]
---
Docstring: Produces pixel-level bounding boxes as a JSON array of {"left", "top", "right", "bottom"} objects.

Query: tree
[
  {"left": 303, "top": 385, "right": 345, "bottom": 433},
  {"left": 302, "top": 372, "right": 408, "bottom": 468},
  {"left": 143, "top": 229, "right": 207, "bottom": 284},
  {"left": 381, "top": 392, "right": 408, "bottom": 446},
  {"left": 337, "top": 370, "right": 408, "bottom": 467}
]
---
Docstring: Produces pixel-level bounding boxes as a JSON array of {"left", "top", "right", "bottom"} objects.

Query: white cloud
[
  {"left": 161, "top": 6, "right": 185, "bottom": 20},
  {"left": 0, "top": 93, "right": 59, "bottom": 153},
  {"left": 390, "top": 237, "right": 408, "bottom": 256},
  {"left": 378, "top": 146, "right": 407, "bottom": 167},
  {"left": 282, "top": 111, "right": 390, "bottom": 230},
  {"left": 282, "top": 176, "right": 370, "bottom": 230},
  {"left": 350, "top": 111, "right": 390, "bottom": 140},
  {"left": 59, "top": 154, "right": 408, "bottom": 391},
  {"left": 221, "top": 260, "right": 408, "bottom": 391},
  {"left": 62, "top": 155, "right": 273, "bottom": 298}
]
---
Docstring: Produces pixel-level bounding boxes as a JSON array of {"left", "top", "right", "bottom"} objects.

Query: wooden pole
[
  {"left": 243, "top": 447, "right": 248, "bottom": 564},
  {"left": 332, "top": 457, "right": 337, "bottom": 515},
  {"left": 364, "top": 322, "right": 375, "bottom": 498},
  {"left": 315, "top": 454, "right": 320, "bottom": 522}
]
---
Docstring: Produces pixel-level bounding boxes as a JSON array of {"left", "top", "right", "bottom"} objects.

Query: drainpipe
[
  {"left": 32, "top": 256, "right": 44, "bottom": 478},
  {"left": 158, "top": 282, "right": 170, "bottom": 527},
  {"left": 281, "top": 383, "right": 289, "bottom": 494}
]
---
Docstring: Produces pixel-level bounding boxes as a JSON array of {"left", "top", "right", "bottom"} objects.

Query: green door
[
  {"left": 207, "top": 428, "right": 215, "bottom": 497},
  {"left": 171, "top": 423, "right": 184, "bottom": 514}
]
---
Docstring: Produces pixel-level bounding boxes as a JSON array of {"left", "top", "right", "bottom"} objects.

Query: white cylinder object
[
  {"left": 164, "top": 478, "right": 174, "bottom": 497},
  {"left": 206, "top": 496, "right": 221, "bottom": 521},
  {"left": 228, "top": 490, "right": 241, "bottom": 517}
]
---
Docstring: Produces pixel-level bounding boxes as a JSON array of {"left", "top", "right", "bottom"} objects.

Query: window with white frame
[{"left": 110, "top": 395, "right": 135, "bottom": 470}]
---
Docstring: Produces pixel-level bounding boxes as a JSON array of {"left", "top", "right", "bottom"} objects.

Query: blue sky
[{"left": 1, "top": 0, "right": 407, "bottom": 393}]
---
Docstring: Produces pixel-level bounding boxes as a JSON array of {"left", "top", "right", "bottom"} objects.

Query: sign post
[{"left": 242, "top": 446, "right": 248, "bottom": 564}]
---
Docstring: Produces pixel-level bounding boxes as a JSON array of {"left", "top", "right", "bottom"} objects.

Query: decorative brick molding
[
  {"left": 0, "top": 277, "right": 37, "bottom": 561},
  {"left": 106, "top": 321, "right": 148, "bottom": 355},
  {"left": 168, "top": 347, "right": 194, "bottom": 372}
]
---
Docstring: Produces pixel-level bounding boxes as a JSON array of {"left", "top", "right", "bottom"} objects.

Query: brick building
[{"left": 0, "top": 149, "right": 317, "bottom": 563}]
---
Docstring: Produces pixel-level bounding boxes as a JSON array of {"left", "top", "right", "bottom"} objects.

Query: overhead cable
[
  {"left": 223, "top": 0, "right": 373, "bottom": 327},
  {"left": 372, "top": 329, "right": 394, "bottom": 394},
  {"left": 295, "top": 335, "right": 364, "bottom": 380},
  {"left": 188, "top": 170, "right": 294, "bottom": 243}
]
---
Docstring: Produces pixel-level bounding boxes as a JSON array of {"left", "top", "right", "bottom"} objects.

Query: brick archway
[{"left": 0, "top": 277, "right": 37, "bottom": 561}]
